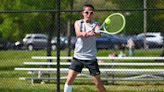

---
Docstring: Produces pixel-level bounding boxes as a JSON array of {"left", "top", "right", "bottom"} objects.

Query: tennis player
[{"left": 64, "top": 4, "right": 106, "bottom": 92}]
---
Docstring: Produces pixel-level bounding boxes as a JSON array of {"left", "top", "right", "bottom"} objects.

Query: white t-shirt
[{"left": 127, "top": 39, "right": 135, "bottom": 49}]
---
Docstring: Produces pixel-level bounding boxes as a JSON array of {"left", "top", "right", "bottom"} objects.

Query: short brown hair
[{"left": 83, "top": 4, "right": 95, "bottom": 11}]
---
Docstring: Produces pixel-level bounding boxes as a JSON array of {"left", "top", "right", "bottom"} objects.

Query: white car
[
  {"left": 23, "top": 34, "right": 48, "bottom": 50},
  {"left": 23, "top": 34, "right": 67, "bottom": 50},
  {"left": 137, "top": 32, "right": 163, "bottom": 45}
]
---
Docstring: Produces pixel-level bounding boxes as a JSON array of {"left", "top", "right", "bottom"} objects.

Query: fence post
[{"left": 56, "top": 0, "right": 61, "bottom": 92}]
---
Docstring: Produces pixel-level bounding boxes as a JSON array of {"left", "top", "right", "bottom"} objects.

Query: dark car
[
  {"left": 13, "top": 40, "right": 24, "bottom": 50},
  {"left": 96, "top": 34, "right": 126, "bottom": 50},
  {"left": 54, "top": 36, "right": 77, "bottom": 50},
  {"left": 124, "top": 36, "right": 144, "bottom": 49},
  {"left": 70, "top": 36, "right": 77, "bottom": 49},
  {"left": 146, "top": 41, "right": 163, "bottom": 49},
  {"left": 69, "top": 35, "right": 125, "bottom": 50},
  {"left": 0, "top": 38, "right": 12, "bottom": 50},
  {"left": 51, "top": 36, "right": 68, "bottom": 50},
  {"left": 0, "top": 38, "right": 7, "bottom": 50},
  {"left": 96, "top": 34, "right": 144, "bottom": 50}
]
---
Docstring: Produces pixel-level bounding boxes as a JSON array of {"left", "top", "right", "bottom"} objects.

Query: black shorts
[{"left": 69, "top": 57, "right": 100, "bottom": 76}]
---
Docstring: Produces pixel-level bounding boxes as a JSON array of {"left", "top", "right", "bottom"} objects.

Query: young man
[
  {"left": 64, "top": 4, "right": 106, "bottom": 92},
  {"left": 126, "top": 38, "right": 135, "bottom": 57}
]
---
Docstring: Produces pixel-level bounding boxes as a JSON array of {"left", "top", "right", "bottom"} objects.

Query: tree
[
  {"left": 0, "top": 0, "right": 56, "bottom": 41},
  {"left": 0, "top": 0, "right": 163, "bottom": 41},
  {"left": 153, "top": 0, "right": 164, "bottom": 32}
]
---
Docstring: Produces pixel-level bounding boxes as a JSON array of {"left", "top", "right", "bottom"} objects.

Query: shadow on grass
[
  {"left": 0, "top": 66, "right": 20, "bottom": 71},
  {"left": 0, "top": 88, "right": 55, "bottom": 92}
]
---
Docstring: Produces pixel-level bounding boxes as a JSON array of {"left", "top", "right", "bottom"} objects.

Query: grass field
[{"left": 0, "top": 49, "right": 164, "bottom": 92}]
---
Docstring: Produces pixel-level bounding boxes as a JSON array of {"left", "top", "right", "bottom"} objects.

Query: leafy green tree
[
  {"left": 0, "top": 0, "right": 163, "bottom": 42},
  {"left": 109, "top": 0, "right": 143, "bottom": 35},
  {"left": 153, "top": 0, "right": 164, "bottom": 32},
  {"left": 112, "top": 0, "right": 163, "bottom": 34},
  {"left": 0, "top": 0, "right": 56, "bottom": 41}
]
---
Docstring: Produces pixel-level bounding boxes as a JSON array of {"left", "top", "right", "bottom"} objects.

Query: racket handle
[{"left": 95, "top": 29, "right": 101, "bottom": 33}]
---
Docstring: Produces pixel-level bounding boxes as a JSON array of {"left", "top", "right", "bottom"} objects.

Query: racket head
[{"left": 100, "top": 13, "right": 126, "bottom": 34}]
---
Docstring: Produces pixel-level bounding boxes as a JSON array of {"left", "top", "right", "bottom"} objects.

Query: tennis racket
[{"left": 97, "top": 13, "right": 126, "bottom": 34}]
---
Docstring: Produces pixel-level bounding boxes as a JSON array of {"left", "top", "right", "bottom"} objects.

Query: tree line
[{"left": 0, "top": 0, "right": 163, "bottom": 42}]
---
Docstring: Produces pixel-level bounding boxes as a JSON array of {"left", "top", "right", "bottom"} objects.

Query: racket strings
[
  {"left": 99, "top": 13, "right": 126, "bottom": 34},
  {"left": 108, "top": 15, "right": 124, "bottom": 33},
  {"left": 103, "top": 15, "right": 124, "bottom": 33}
]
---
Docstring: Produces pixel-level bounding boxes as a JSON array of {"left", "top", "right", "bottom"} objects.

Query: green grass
[{"left": 0, "top": 49, "right": 164, "bottom": 92}]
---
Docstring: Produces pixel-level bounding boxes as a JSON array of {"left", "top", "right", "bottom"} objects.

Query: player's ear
[{"left": 80, "top": 11, "right": 83, "bottom": 15}]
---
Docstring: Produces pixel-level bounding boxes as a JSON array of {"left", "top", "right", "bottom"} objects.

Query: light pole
[{"left": 143, "top": 0, "right": 147, "bottom": 49}]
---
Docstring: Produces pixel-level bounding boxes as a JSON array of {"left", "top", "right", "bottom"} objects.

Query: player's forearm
[
  {"left": 76, "top": 31, "right": 96, "bottom": 38},
  {"left": 76, "top": 32, "right": 87, "bottom": 37}
]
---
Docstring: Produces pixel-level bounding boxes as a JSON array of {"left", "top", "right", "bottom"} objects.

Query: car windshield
[
  {"left": 26, "top": 36, "right": 32, "bottom": 39},
  {"left": 34, "top": 36, "right": 47, "bottom": 39}
]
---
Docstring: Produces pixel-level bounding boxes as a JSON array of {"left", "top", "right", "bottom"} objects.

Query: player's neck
[{"left": 83, "top": 19, "right": 92, "bottom": 23}]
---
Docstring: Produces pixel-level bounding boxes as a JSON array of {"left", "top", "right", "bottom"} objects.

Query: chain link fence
[{"left": 0, "top": 0, "right": 164, "bottom": 92}]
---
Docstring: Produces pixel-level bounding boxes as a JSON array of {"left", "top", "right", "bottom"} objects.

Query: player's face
[{"left": 82, "top": 7, "right": 94, "bottom": 22}]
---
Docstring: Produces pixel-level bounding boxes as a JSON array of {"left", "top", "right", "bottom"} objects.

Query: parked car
[
  {"left": 0, "top": 38, "right": 12, "bottom": 50},
  {"left": 70, "top": 36, "right": 77, "bottom": 49},
  {"left": 51, "top": 36, "right": 68, "bottom": 50},
  {"left": 137, "top": 32, "right": 163, "bottom": 46},
  {"left": 123, "top": 36, "right": 144, "bottom": 49},
  {"left": 22, "top": 34, "right": 68, "bottom": 51},
  {"left": 96, "top": 34, "right": 127, "bottom": 50},
  {"left": 13, "top": 40, "right": 24, "bottom": 50},
  {"left": 146, "top": 41, "right": 163, "bottom": 49},
  {"left": 23, "top": 34, "right": 48, "bottom": 50},
  {"left": 96, "top": 34, "right": 144, "bottom": 50},
  {"left": 52, "top": 36, "right": 77, "bottom": 50}
]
